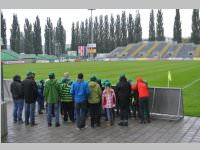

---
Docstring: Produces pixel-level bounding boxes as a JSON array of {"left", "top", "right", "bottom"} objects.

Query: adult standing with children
[
  {"left": 22, "top": 71, "right": 38, "bottom": 126},
  {"left": 115, "top": 74, "right": 131, "bottom": 126},
  {"left": 70, "top": 73, "right": 90, "bottom": 130}
]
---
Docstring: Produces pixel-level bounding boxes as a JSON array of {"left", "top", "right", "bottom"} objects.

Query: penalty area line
[{"left": 182, "top": 77, "right": 200, "bottom": 89}]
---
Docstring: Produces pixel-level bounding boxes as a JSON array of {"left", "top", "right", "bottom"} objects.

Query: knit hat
[
  {"left": 90, "top": 76, "right": 97, "bottom": 82},
  {"left": 120, "top": 74, "right": 126, "bottom": 78},
  {"left": 26, "top": 70, "right": 33, "bottom": 76},
  {"left": 48, "top": 72, "right": 55, "bottom": 78},
  {"left": 104, "top": 81, "right": 111, "bottom": 87},
  {"left": 102, "top": 79, "right": 109, "bottom": 86}
]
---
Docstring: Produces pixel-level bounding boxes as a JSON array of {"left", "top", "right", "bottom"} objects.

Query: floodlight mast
[{"left": 88, "top": 9, "right": 96, "bottom": 60}]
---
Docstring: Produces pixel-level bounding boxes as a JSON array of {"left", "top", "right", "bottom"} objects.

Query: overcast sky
[{"left": 2, "top": 9, "right": 193, "bottom": 45}]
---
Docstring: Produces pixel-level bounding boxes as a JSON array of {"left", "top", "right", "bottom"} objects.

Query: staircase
[
  {"left": 129, "top": 43, "right": 147, "bottom": 57},
  {"left": 143, "top": 42, "right": 159, "bottom": 57},
  {"left": 117, "top": 44, "right": 133, "bottom": 58},
  {"left": 159, "top": 43, "right": 171, "bottom": 57},
  {"left": 173, "top": 44, "right": 183, "bottom": 57}
]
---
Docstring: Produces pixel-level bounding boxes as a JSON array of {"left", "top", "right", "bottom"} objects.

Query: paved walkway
[{"left": 1, "top": 102, "right": 200, "bottom": 143}]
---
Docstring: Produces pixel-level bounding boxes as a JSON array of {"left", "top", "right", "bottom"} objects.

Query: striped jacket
[{"left": 61, "top": 82, "right": 73, "bottom": 102}]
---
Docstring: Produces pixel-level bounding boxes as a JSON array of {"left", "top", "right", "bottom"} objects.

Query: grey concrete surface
[{"left": 1, "top": 102, "right": 200, "bottom": 143}]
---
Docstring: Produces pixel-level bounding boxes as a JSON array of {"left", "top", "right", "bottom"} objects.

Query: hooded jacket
[
  {"left": 22, "top": 77, "right": 38, "bottom": 103},
  {"left": 10, "top": 80, "right": 24, "bottom": 100},
  {"left": 88, "top": 81, "right": 102, "bottom": 104},
  {"left": 44, "top": 79, "right": 61, "bottom": 103},
  {"left": 70, "top": 80, "right": 90, "bottom": 103},
  {"left": 137, "top": 77, "right": 150, "bottom": 99},
  {"left": 115, "top": 77, "right": 131, "bottom": 108}
]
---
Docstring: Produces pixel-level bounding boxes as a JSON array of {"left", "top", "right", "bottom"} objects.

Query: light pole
[{"left": 88, "top": 9, "right": 96, "bottom": 60}]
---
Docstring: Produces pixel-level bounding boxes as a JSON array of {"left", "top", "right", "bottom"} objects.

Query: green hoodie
[
  {"left": 44, "top": 79, "right": 61, "bottom": 104},
  {"left": 88, "top": 81, "right": 102, "bottom": 104}
]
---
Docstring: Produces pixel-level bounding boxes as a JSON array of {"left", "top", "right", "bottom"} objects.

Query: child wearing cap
[
  {"left": 102, "top": 81, "right": 116, "bottom": 126},
  {"left": 60, "top": 78, "right": 75, "bottom": 123},
  {"left": 88, "top": 76, "right": 102, "bottom": 128},
  {"left": 44, "top": 72, "right": 61, "bottom": 127}
]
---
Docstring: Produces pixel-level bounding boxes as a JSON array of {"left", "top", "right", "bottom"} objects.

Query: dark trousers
[
  {"left": 139, "top": 97, "right": 150, "bottom": 121},
  {"left": 89, "top": 103, "right": 101, "bottom": 127},
  {"left": 75, "top": 101, "right": 87, "bottom": 129},
  {"left": 37, "top": 97, "right": 44, "bottom": 113},
  {"left": 61, "top": 102, "right": 74, "bottom": 122},
  {"left": 120, "top": 106, "right": 129, "bottom": 121}
]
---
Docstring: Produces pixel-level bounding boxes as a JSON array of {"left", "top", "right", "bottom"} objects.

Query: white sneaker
[
  {"left": 83, "top": 125, "right": 88, "bottom": 129},
  {"left": 76, "top": 127, "right": 81, "bottom": 131}
]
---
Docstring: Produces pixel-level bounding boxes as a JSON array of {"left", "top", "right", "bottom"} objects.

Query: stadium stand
[
  {"left": 143, "top": 42, "right": 160, "bottom": 57},
  {"left": 108, "top": 47, "right": 125, "bottom": 58},
  {"left": 108, "top": 42, "right": 200, "bottom": 59},
  {"left": 172, "top": 44, "right": 183, "bottom": 57},
  {"left": 176, "top": 43, "right": 196, "bottom": 58},
  {"left": 162, "top": 44, "right": 177, "bottom": 58},
  {"left": 134, "top": 42, "right": 154, "bottom": 57},
  {"left": 129, "top": 42, "right": 147, "bottom": 57},
  {"left": 194, "top": 46, "right": 200, "bottom": 57},
  {"left": 159, "top": 43, "right": 171, "bottom": 57},
  {"left": 146, "top": 42, "right": 165, "bottom": 57},
  {"left": 1, "top": 50, "right": 58, "bottom": 61},
  {"left": 116, "top": 44, "right": 134, "bottom": 58}
]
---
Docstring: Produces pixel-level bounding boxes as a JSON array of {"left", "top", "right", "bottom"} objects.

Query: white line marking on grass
[{"left": 183, "top": 77, "right": 200, "bottom": 89}]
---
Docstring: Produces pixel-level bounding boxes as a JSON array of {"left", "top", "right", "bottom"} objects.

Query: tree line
[
  {"left": 1, "top": 13, "right": 66, "bottom": 56},
  {"left": 1, "top": 9, "right": 200, "bottom": 55},
  {"left": 71, "top": 9, "right": 200, "bottom": 53}
]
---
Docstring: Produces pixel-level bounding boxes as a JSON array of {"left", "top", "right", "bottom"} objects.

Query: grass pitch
[{"left": 3, "top": 60, "right": 200, "bottom": 116}]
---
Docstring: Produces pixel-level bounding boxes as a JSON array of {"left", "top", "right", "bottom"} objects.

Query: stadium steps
[
  {"left": 194, "top": 46, "right": 200, "bottom": 57},
  {"left": 173, "top": 44, "right": 183, "bottom": 57},
  {"left": 117, "top": 44, "right": 134, "bottom": 58},
  {"left": 129, "top": 42, "right": 147, "bottom": 57},
  {"left": 143, "top": 42, "right": 159, "bottom": 57},
  {"left": 159, "top": 43, "right": 171, "bottom": 57},
  {"left": 108, "top": 47, "right": 125, "bottom": 57}
]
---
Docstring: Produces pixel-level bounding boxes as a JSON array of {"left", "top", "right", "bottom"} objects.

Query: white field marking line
[{"left": 183, "top": 77, "right": 200, "bottom": 89}]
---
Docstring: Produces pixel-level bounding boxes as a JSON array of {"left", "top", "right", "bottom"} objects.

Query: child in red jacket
[
  {"left": 102, "top": 81, "right": 116, "bottom": 126},
  {"left": 137, "top": 77, "right": 151, "bottom": 124}
]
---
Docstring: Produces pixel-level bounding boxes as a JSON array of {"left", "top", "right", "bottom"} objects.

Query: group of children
[{"left": 10, "top": 71, "right": 151, "bottom": 129}]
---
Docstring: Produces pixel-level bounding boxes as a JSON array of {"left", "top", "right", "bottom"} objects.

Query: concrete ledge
[{"left": 1, "top": 101, "right": 8, "bottom": 138}]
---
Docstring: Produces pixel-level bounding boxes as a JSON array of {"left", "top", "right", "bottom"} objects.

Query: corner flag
[{"left": 168, "top": 71, "right": 172, "bottom": 81}]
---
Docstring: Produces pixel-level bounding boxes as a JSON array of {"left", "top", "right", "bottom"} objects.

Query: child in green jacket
[{"left": 44, "top": 72, "right": 61, "bottom": 127}]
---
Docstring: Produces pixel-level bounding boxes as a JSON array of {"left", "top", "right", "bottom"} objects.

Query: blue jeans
[
  {"left": 47, "top": 103, "right": 60, "bottom": 125},
  {"left": 75, "top": 101, "right": 87, "bottom": 128},
  {"left": 25, "top": 102, "right": 36, "bottom": 124},
  {"left": 13, "top": 99, "right": 24, "bottom": 122},
  {"left": 105, "top": 108, "right": 113, "bottom": 121}
]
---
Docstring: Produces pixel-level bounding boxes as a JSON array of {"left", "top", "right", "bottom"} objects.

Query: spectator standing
[
  {"left": 22, "top": 71, "right": 38, "bottom": 126},
  {"left": 115, "top": 74, "right": 131, "bottom": 126},
  {"left": 10, "top": 75, "right": 24, "bottom": 124},
  {"left": 70, "top": 73, "right": 90, "bottom": 130},
  {"left": 137, "top": 77, "right": 151, "bottom": 124},
  {"left": 102, "top": 81, "right": 116, "bottom": 126},
  {"left": 88, "top": 76, "right": 102, "bottom": 128},
  {"left": 44, "top": 72, "right": 61, "bottom": 127},
  {"left": 60, "top": 78, "right": 75, "bottom": 123}
]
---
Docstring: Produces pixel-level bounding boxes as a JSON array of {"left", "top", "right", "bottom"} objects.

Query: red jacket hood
[{"left": 137, "top": 77, "right": 143, "bottom": 83}]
